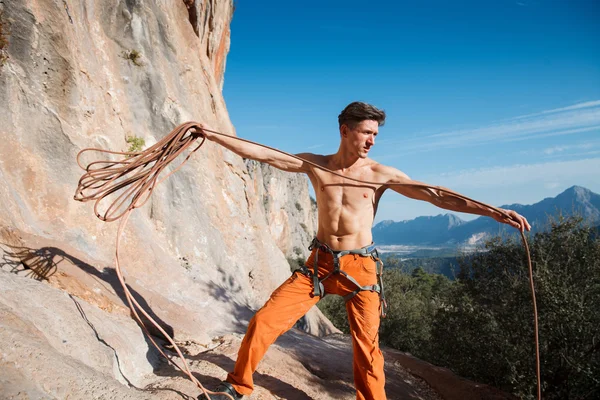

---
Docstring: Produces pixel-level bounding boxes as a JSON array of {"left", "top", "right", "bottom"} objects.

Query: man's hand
[
  {"left": 494, "top": 209, "right": 531, "bottom": 232},
  {"left": 190, "top": 123, "right": 213, "bottom": 140}
]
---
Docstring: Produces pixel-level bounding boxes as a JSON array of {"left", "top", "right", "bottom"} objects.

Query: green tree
[
  {"left": 379, "top": 267, "right": 451, "bottom": 354},
  {"left": 428, "top": 217, "right": 600, "bottom": 399},
  {"left": 317, "top": 294, "right": 350, "bottom": 333}
]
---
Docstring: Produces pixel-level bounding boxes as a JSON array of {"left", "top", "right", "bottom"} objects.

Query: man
[{"left": 196, "top": 102, "right": 530, "bottom": 400}]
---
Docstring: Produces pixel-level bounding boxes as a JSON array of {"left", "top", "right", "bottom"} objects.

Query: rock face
[
  {"left": 0, "top": 0, "right": 334, "bottom": 393},
  {"left": 246, "top": 160, "right": 318, "bottom": 260},
  {"left": 0, "top": 0, "right": 333, "bottom": 334},
  {"left": 0, "top": 1, "right": 515, "bottom": 399},
  {"left": 0, "top": 269, "right": 159, "bottom": 399},
  {"left": 183, "top": 0, "right": 232, "bottom": 90}
]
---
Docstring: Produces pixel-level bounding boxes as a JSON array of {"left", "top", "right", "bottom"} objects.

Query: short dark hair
[{"left": 338, "top": 102, "right": 386, "bottom": 128}]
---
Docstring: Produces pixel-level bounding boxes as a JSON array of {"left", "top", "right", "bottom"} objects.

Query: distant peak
[
  {"left": 559, "top": 185, "right": 593, "bottom": 201},
  {"left": 375, "top": 220, "right": 395, "bottom": 228},
  {"left": 446, "top": 213, "right": 466, "bottom": 227},
  {"left": 566, "top": 185, "right": 588, "bottom": 193}
]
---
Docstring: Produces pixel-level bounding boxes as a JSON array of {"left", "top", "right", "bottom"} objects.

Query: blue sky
[{"left": 222, "top": 0, "right": 600, "bottom": 223}]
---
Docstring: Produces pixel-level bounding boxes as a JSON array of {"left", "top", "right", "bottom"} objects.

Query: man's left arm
[{"left": 376, "top": 165, "right": 531, "bottom": 232}]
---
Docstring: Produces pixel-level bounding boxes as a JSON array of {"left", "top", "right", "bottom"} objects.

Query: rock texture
[
  {"left": 0, "top": 0, "right": 333, "bottom": 339},
  {"left": 0, "top": 1, "right": 514, "bottom": 399},
  {"left": 246, "top": 160, "right": 318, "bottom": 261},
  {"left": 183, "top": 0, "right": 232, "bottom": 90}
]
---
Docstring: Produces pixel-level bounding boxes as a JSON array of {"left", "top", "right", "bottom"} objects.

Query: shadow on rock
[
  {"left": 0, "top": 242, "right": 172, "bottom": 371},
  {"left": 203, "top": 265, "right": 255, "bottom": 334},
  {"left": 192, "top": 353, "right": 314, "bottom": 400},
  {"left": 1, "top": 243, "right": 60, "bottom": 280}
]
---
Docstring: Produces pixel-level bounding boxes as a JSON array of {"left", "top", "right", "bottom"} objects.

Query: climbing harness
[
  {"left": 74, "top": 122, "right": 541, "bottom": 400},
  {"left": 296, "top": 237, "right": 388, "bottom": 317}
]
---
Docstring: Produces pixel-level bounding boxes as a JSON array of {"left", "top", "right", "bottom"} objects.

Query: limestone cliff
[{"left": 0, "top": 0, "right": 336, "bottom": 394}]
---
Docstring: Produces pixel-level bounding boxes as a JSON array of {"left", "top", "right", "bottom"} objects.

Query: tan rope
[
  {"left": 75, "top": 123, "right": 230, "bottom": 399},
  {"left": 74, "top": 122, "right": 541, "bottom": 400}
]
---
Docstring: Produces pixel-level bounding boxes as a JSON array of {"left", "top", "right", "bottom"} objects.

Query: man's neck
[{"left": 331, "top": 148, "right": 363, "bottom": 171}]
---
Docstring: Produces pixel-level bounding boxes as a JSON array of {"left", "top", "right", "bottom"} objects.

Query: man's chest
[{"left": 313, "top": 169, "right": 380, "bottom": 208}]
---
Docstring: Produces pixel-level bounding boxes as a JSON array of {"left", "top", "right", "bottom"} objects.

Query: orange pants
[{"left": 226, "top": 248, "right": 386, "bottom": 400}]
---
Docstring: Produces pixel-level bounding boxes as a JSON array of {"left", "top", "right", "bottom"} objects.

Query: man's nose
[{"left": 367, "top": 136, "right": 375, "bottom": 145}]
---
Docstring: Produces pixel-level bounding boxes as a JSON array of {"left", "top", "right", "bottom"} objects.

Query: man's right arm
[{"left": 195, "top": 124, "right": 312, "bottom": 173}]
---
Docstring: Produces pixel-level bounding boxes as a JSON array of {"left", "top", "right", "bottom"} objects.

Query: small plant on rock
[
  {"left": 0, "top": 10, "right": 9, "bottom": 68},
  {"left": 126, "top": 136, "right": 145, "bottom": 153},
  {"left": 122, "top": 49, "right": 143, "bottom": 67}
]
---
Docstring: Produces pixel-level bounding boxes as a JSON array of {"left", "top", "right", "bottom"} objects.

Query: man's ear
[{"left": 340, "top": 124, "right": 348, "bottom": 138}]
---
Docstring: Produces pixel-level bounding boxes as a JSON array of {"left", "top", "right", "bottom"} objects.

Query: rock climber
[{"left": 195, "top": 101, "right": 530, "bottom": 400}]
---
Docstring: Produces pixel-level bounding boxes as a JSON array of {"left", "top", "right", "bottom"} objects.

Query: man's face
[{"left": 342, "top": 120, "right": 379, "bottom": 158}]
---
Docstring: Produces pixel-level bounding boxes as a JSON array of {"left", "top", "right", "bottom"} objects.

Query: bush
[
  {"left": 122, "top": 49, "right": 143, "bottom": 67},
  {"left": 0, "top": 10, "right": 9, "bottom": 67},
  {"left": 126, "top": 136, "right": 145, "bottom": 153},
  {"left": 317, "top": 295, "right": 350, "bottom": 333},
  {"left": 286, "top": 256, "right": 305, "bottom": 273},
  {"left": 428, "top": 217, "right": 600, "bottom": 399}
]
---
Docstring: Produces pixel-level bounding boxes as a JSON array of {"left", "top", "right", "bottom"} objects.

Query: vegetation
[
  {"left": 384, "top": 254, "right": 459, "bottom": 279},
  {"left": 380, "top": 267, "right": 452, "bottom": 353},
  {"left": 122, "top": 49, "right": 143, "bottom": 67},
  {"left": 287, "top": 247, "right": 306, "bottom": 272},
  {"left": 287, "top": 255, "right": 305, "bottom": 272},
  {"left": 317, "top": 294, "right": 350, "bottom": 332},
  {"left": 432, "top": 216, "right": 600, "bottom": 399},
  {"left": 317, "top": 216, "right": 600, "bottom": 399},
  {"left": 126, "top": 136, "right": 145, "bottom": 153},
  {"left": 0, "top": 10, "right": 9, "bottom": 68}
]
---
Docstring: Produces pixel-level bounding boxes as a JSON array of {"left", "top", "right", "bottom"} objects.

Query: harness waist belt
[{"left": 298, "top": 237, "right": 388, "bottom": 317}]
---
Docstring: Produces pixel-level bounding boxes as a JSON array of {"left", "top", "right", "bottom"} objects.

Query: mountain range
[{"left": 373, "top": 186, "right": 600, "bottom": 247}]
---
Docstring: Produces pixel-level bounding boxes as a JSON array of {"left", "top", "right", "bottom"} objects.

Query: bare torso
[{"left": 306, "top": 155, "right": 386, "bottom": 251}]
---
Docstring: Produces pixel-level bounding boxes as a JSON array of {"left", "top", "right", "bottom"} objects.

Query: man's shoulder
[
  {"left": 369, "top": 160, "right": 392, "bottom": 173},
  {"left": 296, "top": 152, "right": 331, "bottom": 165},
  {"left": 370, "top": 161, "right": 411, "bottom": 182}
]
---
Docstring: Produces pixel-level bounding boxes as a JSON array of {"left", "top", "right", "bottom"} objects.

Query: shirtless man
[{"left": 197, "top": 102, "right": 530, "bottom": 400}]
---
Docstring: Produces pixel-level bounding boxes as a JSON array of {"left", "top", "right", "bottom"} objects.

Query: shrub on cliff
[
  {"left": 427, "top": 216, "right": 600, "bottom": 399},
  {"left": 0, "top": 10, "right": 9, "bottom": 67}
]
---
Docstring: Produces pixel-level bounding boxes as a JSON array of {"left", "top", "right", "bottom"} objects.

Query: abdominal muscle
[
  {"left": 317, "top": 219, "right": 374, "bottom": 251},
  {"left": 312, "top": 179, "right": 380, "bottom": 251}
]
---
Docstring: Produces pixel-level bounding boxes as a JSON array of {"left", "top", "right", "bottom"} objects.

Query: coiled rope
[{"left": 74, "top": 122, "right": 541, "bottom": 400}]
